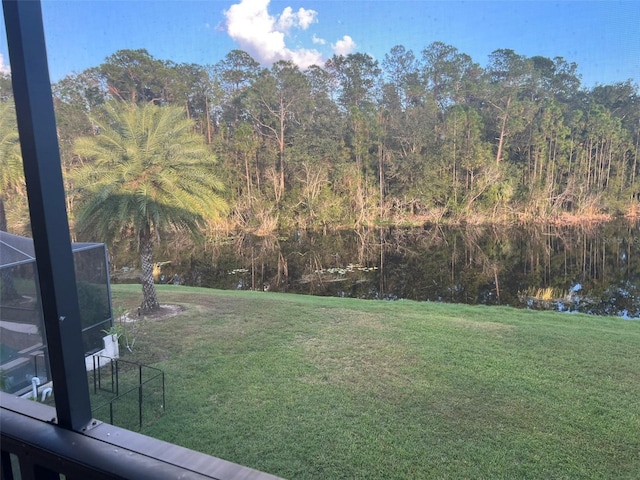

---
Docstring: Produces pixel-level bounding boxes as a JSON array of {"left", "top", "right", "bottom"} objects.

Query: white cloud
[
  {"left": 289, "top": 48, "right": 325, "bottom": 67},
  {"left": 296, "top": 8, "right": 317, "bottom": 29},
  {"left": 276, "top": 6, "right": 295, "bottom": 31},
  {"left": 223, "top": 1, "right": 359, "bottom": 67},
  {"left": 332, "top": 35, "right": 357, "bottom": 56},
  {"left": 0, "top": 54, "right": 10, "bottom": 75},
  {"left": 276, "top": 6, "right": 317, "bottom": 31},
  {"left": 312, "top": 34, "right": 326, "bottom": 45},
  {"left": 224, "top": 0, "right": 323, "bottom": 68}
]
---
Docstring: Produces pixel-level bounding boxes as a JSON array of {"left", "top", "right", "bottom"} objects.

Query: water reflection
[{"left": 179, "top": 220, "right": 640, "bottom": 317}]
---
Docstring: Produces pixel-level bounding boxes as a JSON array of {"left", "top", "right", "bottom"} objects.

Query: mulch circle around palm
[{"left": 124, "top": 304, "right": 184, "bottom": 322}]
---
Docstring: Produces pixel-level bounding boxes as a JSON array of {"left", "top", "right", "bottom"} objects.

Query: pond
[{"left": 171, "top": 220, "right": 640, "bottom": 317}]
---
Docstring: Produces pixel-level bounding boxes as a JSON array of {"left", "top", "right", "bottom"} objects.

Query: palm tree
[
  {"left": 72, "top": 102, "right": 227, "bottom": 312},
  {"left": 0, "top": 101, "right": 24, "bottom": 233}
]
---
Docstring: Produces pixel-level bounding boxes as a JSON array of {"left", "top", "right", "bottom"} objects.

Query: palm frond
[{"left": 72, "top": 101, "right": 227, "bottom": 243}]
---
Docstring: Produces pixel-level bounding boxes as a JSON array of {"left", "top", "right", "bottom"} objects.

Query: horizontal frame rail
[{"left": 1, "top": 393, "right": 282, "bottom": 480}]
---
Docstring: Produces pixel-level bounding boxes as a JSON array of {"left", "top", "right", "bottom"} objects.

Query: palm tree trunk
[{"left": 139, "top": 231, "right": 160, "bottom": 313}]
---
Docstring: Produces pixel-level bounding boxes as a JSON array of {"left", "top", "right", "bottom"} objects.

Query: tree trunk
[
  {"left": 378, "top": 143, "right": 384, "bottom": 219},
  {"left": 244, "top": 152, "right": 252, "bottom": 203},
  {"left": 205, "top": 96, "right": 212, "bottom": 144},
  {"left": 139, "top": 230, "right": 160, "bottom": 313},
  {"left": 632, "top": 132, "right": 639, "bottom": 188},
  {"left": 278, "top": 104, "right": 286, "bottom": 204},
  {"left": 495, "top": 96, "right": 511, "bottom": 164}
]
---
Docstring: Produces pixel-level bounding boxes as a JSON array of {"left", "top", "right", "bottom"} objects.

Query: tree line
[
  {"left": 2, "top": 43, "right": 638, "bottom": 311},
  {"left": 3, "top": 44, "right": 639, "bottom": 234}
]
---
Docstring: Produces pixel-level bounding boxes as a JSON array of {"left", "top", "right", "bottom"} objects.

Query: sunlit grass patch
[{"left": 519, "top": 286, "right": 568, "bottom": 302}]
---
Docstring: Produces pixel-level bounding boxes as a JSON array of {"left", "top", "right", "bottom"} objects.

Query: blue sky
[{"left": 1, "top": 0, "right": 638, "bottom": 88}]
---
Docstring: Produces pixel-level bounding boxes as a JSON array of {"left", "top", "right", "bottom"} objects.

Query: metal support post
[{"left": 2, "top": 0, "right": 92, "bottom": 430}]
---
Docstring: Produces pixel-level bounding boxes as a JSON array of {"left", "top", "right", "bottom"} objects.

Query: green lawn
[{"left": 111, "top": 284, "right": 640, "bottom": 479}]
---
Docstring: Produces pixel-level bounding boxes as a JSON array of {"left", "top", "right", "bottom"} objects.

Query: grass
[{"left": 111, "top": 284, "right": 640, "bottom": 479}]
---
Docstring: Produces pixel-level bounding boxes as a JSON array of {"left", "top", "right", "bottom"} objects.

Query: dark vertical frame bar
[
  {"left": 2, "top": 0, "right": 92, "bottom": 430},
  {"left": 93, "top": 355, "right": 97, "bottom": 393},
  {"left": 138, "top": 387, "right": 143, "bottom": 428},
  {"left": 1, "top": 451, "right": 16, "bottom": 480},
  {"left": 104, "top": 245, "right": 114, "bottom": 327}
]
